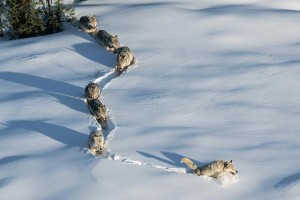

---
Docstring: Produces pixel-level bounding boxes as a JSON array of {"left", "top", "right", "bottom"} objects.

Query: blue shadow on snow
[
  {"left": 137, "top": 151, "right": 206, "bottom": 168},
  {"left": 0, "top": 71, "right": 86, "bottom": 113},
  {"left": 274, "top": 171, "right": 300, "bottom": 188},
  {"left": 3, "top": 120, "right": 88, "bottom": 148},
  {"left": 70, "top": 43, "right": 117, "bottom": 68}
]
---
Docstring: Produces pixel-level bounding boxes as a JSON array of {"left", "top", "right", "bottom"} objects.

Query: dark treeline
[{"left": 0, "top": 0, "right": 75, "bottom": 39}]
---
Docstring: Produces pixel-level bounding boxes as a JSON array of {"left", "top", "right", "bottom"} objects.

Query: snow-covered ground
[{"left": 1, "top": 0, "right": 300, "bottom": 199}]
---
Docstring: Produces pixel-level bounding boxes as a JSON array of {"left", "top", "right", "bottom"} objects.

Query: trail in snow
[
  {"left": 105, "top": 152, "right": 238, "bottom": 186},
  {"left": 80, "top": 28, "right": 237, "bottom": 186},
  {"left": 86, "top": 150, "right": 238, "bottom": 186},
  {"left": 106, "top": 152, "right": 187, "bottom": 174},
  {"left": 81, "top": 32, "right": 190, "bottom": 178},
  {"left": 88, "top": 68, "right": 118, "bottom": 141},
  {"left": 93, "top": 68, "right": 118, "bottom": 91}
]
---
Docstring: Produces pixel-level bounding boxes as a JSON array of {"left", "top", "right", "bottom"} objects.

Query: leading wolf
[{"left": 181, "top": 157, "right": 238, "bottom": 178}]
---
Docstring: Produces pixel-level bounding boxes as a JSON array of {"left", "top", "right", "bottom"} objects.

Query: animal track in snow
[
  {"left": 84, "top": 65, "right": 238, "bottom": 185},
  {"left": 79, "top": 20, "right": 237, "bottom": 186},
  {"left": 106, "top": 152, "right": 187, "bottom": 174},
  {"left": 80, "top": 33, "right": 188, "bottom": 176},
  {"left": 84, "top": 70, "right": 219, "bottom": 181}
]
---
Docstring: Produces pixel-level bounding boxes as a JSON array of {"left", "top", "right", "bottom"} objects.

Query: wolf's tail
[{"left": 181, "top": 157, "right": 198, "bottom": 170}]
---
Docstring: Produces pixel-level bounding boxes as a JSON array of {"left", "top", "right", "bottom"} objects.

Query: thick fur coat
[
  {"left": 78, "top": 15, "right": 97, "bottom": 34},
  {"left": 94, "top": 30, "right": 120, "bottom": 53},
  {"left": 87, "top": 99, "right": 107, "bottom": 122},
  {"left": 181, "top": 157, "right": 238, "bottom": 178},
  {"left": 85, "top": 82, "right": 100, "bottom": 101},
  {"left": 115, "top": 46, "right": 136, "bottom": 72},
  {"left": 89, "top": 130, "right": 104, "bottom": 155}
]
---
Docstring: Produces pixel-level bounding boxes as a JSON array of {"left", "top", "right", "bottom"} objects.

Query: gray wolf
[
  {"left": 181, "top": 157, "right": 238, "bottom": 178},
  {"left": 94, "top": 30, "right": 120, "bottom": 53},
  {"left": 85, "top": 82, "right": 100, "bottom": 101},
  {"left": 87, "top": 99, "right": 108, "bottom": 130},
  {"left": 115, "top": 46, "right": 136, "bottom": 72},
  {"left": 88, "top": 130, "right": 104, "bottom": 155},
  {"left": 78, "top": 15, "right": 97, "bottom": 34}
]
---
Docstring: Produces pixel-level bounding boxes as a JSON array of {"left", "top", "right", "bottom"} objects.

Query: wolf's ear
[{"left": 230, "top": 160, "right": 233, "bottom": 163}]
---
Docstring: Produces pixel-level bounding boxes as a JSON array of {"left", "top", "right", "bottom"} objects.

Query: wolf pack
[
  {"left": 78, "top": 15, "right": 238, "bottom": 180},
  {"left": 78, "top": 15, "right": 136, "bottom": 156}
]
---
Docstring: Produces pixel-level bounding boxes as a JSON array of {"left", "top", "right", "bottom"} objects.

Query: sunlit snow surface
[{"left": 0, "top": 0, "right": 300, "bottom": 199}]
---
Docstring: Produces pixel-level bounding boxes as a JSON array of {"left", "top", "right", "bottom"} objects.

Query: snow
[{"left": 1, "top": 0, "right": 300, "bottom": 199}]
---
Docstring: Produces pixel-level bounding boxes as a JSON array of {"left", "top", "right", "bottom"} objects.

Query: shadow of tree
[
  {"left": 0, "top": 155, "right": 31, "bottom": 165},
  {"left": 4, "top": 120, "right": 88, "bottom": 148},
  {"left": 274, "top": 171, "right": 300, "bottom": 188},
  {"left": 188, "top": 4, "right": 300, "bottom": 16},
  {"left": 137, "top": 151, "right": 176, "bottom": 166},
  {"left": 137, "top": 150, "right": 206, "bottom": 168},
  {"left": 0, "top": 71, "right": 86, "bottom": 113},
  {"left": 0, "top": 177, "right": 12, "bottom": 189},
  {"left": 0, "top": 71, "right": 81, "bottom": 95}
]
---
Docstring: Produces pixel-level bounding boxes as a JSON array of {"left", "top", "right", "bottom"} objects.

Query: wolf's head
[
  {"left": 117, "top": 53, "right": 127, "bottom": 72},
  {"left": 88, "top": 15, "right": 97, "bottom": 29},
  {"left": 116, "top": 47, "right": 133, "bottom": 72},
  {"left": 110, "top": 35, "right": 120, "bottom": 50},
  {"left": 85, "top": 83, "right": 100, "bottom": 100},
  {"left": 90, "top": 130, "right": 104, "bottom": 151},
  {"left": 224, "top": 160, "right": 238, "bottom": 175},
  {"left": 96, "top": 103, "right": 107, "bottom": 121}
]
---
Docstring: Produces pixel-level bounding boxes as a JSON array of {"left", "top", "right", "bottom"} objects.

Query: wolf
[
  {"left": 87, "top": 99, "right": 108, "bottom": 130},
  {"left": 85, "top": 82, "right": 100, "bottom": 101},
  {"left": 115, "top": 46, "right": 136, "bottom": 73},
  {"left": 78, "top": 15, "right": 97, "bottom": 34},
  {"left": 94, "top": 30, "right": 120, "bottom": 53},
  {"left": 181, "top": 157, "right": 238, "bottom": 178},
  {"left": 88, "top": 130, "right": 105, "bottom": 155}
]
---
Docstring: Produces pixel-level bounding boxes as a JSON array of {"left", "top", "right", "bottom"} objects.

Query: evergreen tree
[
  {"left": 0, "top": 0, "right": 6, "bottom": 37},
  {"left": 40, "top": 0, "right": 75, "bottom": 34},
  {"left": 7, "top": 0, "right": 45, "bottom": 39},
  {"left": 63, "top": 3, "right": 76, "bottom": 25},
  {"left": 53, "top": 0, "right": 76, "bottom": 31},
  {"left": 3, "top": 0, "right": 76, "bottom": 40},
  {"left": 44, "top": 0, "right": 60, "bottom": 33},
  {"left": 0, "top": 10, "right": 3, "bottom": 37}
]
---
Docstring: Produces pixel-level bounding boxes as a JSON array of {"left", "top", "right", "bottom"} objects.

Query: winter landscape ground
[{"left": 0, "top": 0, "right": 300, "bottom": 199}]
